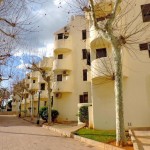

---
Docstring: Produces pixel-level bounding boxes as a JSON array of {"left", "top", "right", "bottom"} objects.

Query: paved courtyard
[{"left": 0, "top": 115, "right": 99, "bottom": 150}]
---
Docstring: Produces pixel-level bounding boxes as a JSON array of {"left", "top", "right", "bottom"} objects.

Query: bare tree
[
  {"left": 27, "top": 57, "right": 54, "bottom": 124},
  {"left": 57, "top": 0, "right": 150, "bottom": 146},
  {"left": 0, "top": 0, "right": 42, "bottom": 63}
]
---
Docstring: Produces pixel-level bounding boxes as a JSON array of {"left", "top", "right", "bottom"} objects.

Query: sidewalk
[
  {"left": 22, "top": 117, "right": 85, "bottom": 137},
  {"left": 22, "top": 116, "right": 46, "bottom": 126},
  {"left": 22, "top": 117, "right": 125, "bottom": 150},
  {"left": 130, "top": 128, "right": 150, "bottom": 150}
]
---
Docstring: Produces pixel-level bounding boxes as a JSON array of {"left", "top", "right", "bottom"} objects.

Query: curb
[
  {"left": 73, "top": 135, "right": 124, "bottom": 150},
  {"left": 42, "top": 124, "right": 73, "bottom": 137},
  {"left": 42, "top": 124, "right": 124, "bottom": 150},
  {"left": 129, "top": 129, "right": 139, "bottom": 150}
]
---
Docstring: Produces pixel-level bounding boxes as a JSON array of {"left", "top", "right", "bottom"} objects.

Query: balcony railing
[
  {"left": 39, "top": 57, "right": 53, "bottom": 70},
  {"left": 53, "top": 56, "right": 73, "bottom": 71},
  {"left": 91, "top": 57, "right": 114, "bottom": 80},
  {"left": 30, "top": 71, "right": 38, "bottom": 79},
  {"left": 52, "top": 80, "right": 73, "bottom": 93},
  {"left": 29, "top": 83, "right": 38, "bottom": 91},
  {"left": 38, "top": 74, "right": 46, "bottom": 83},
  {"left": 54, "top": 38, "right": 72, "bottom": 53}
]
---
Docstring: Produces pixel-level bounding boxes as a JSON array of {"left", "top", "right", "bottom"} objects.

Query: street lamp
[{"left": 36, "top": 90, "right": 42, "bottom": 124}]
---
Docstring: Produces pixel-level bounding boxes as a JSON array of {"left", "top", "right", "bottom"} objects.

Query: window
[
  {"left": 33, "top": 80, "right": 36, "bottom": 83},
  {"left": 139, "top": 43, "right": 150, "bottom": 58},
  {"left": 79, "top": 92, "right": 88, "bottom": 103},
  {"left": 27, "top": 76, "right": 30, "bottom": 79},
  {"left": 82, "top": 30, "right": 87, "bottom": 40},
  {"left": 40, "top": 83, "right": 45, "bottom": 90},
  {"left": 79, "top": 95, "right": 84, "bottom": 103},
  {"left": 51, "top": 96, "right": 53, "bottom": 107},
  {"left": 141, "top": 4, "right": 150, "bottom": 22},
  {"left": 139, "top": 43, "right": 148, "bottom": 50},
  {"left": 96, "top": 48, "right": 107, "bottom": 58},
  {"left": 57, "top": 74, "right": 62, "bottom": 81},
  {"left": 83, "top": 69, "right": 87, "bottom": 81},
  {"left": 26, "top": 94, "right": 28, "bottom": 98},
  {"left": 87, "top": 52, "right": 91, "bottom": 66},
  {"left": 58, "top": 54, "right": 63, "bottom": 59},
  {"left": 44, "top": 101, "right": 47, "bottom": 106},
  {"left": 82, "top": 49, "right": 87, "bottom": 59},
  {"left": 83, "top": 92, "right": 88, "bottom": 103},
  {"left": 26, "top": 84, "right": 29, "bottom": 88},
  {"left": 58, "top": 33, "right": 63, "bottom": 39}
]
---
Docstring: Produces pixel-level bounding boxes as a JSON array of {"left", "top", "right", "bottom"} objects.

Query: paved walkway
[
  {"left": 22, "top": 116, "right": 85, "bottom": 137},
  {"left": 0, "top": 115, "right": 99, "bottom": 150},
  {"left": 130, "top": 129, "right": 150, "bottom": 150}
]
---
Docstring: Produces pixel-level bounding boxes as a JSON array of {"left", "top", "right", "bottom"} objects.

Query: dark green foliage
[
  {"left": 39, "top": 106, "right": 59, "bottom": 122},
  {"left": 79, "top": 106, "right": 89, "bottom": 125}
]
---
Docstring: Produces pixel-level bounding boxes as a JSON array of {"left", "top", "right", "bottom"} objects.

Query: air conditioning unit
[
  {"left": 63, "top": 70, "right": 69, "bottom": 76},
  {"left": 64, "top": 26, "right": 70, "bottom": 32},
  {"left": 55, "top": 92, "right": 62, "bottom": 98}
]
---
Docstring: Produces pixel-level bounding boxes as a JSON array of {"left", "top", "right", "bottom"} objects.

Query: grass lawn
[{"left": 74, "top": 128, "right": 116, "bottom": 143}]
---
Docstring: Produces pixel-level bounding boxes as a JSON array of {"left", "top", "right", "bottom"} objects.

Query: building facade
[
  {"left": 12, "top": 1, "right": 150, "bottom": 129},
  {"left": 87, "top": 0, "right": 150, "bottom": 129},
  {"left": 52, "top": 15, "right": 91, "bottom": 122}
]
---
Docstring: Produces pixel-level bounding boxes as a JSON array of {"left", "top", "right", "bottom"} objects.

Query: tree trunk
[
  {"left": 31, "top": 94, "right": 34, "bottom": 120},
  {"left": 113, "top": 44, "right": 126, "bottom": 146},
  {"left": 24, "top": 98, "right": 27, "bottom": 117},
  {"left": 47, "top": 82, "right": 52, "bottom": 125}
]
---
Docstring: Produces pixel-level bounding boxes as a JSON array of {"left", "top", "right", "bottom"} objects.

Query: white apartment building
[
  {"left": 13, "top": 1, "right": 150, "bottom": 129},
  {"left": 52, "top": 15, "right": 91, "bottom": 122},
  {"left": 87, "top": 0, "right": 150, "bottom": 129}
]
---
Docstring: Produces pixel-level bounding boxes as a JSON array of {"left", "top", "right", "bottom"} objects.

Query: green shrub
[
  {"left": 79, "top": 106, "right": 89, "bottom": 125},
  {"left": 39, "top": 106, "right": 59, "bottom": 122}
]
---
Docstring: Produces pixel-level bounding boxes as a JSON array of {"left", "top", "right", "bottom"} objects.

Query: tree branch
[{"left": 0, "top": 17, "right": 16, "bottom": 27}]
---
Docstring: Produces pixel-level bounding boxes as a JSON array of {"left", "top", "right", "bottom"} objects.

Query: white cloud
[{"left": 17, "top": 63, "right": 31, "bottom": 70}]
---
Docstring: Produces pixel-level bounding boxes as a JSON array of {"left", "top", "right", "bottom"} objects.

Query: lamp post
[{"left": 36, "top": 90, "right": 41, "bottom": 124}]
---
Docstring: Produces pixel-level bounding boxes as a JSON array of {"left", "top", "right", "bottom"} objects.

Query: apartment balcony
[
  {"left": 39, "top": 57, "right": 53, "bottom": 70},
  {"left": 23, "top": 89, "right": 28, "bottom": 94},
  {"left": 26, "top": 98, "right": 30, "bottom": 104},
  {"left": 91, "top": 57, "right": 114, "bottom": 81},
  {"left": 53, "top": 56, "right": 73, "bottom": 71},
  {"left": 90, "top": 28, "right": 111, "bottom": 49},
  {"left": 25, "top": 78, "right": 30, "bottom": 84},
  {"left": 29, "top": 83, "right": 38, "bottom": 91},
  {"left": 54, "top": 38, "right": 72, "bottom": 53},
  {"left": 91, "top": 57, "right": 128, "bottom": 82},
  {"left": 12, "top": 102, "right": 16, "bottom": 105},
  {"left": 38, "top": 74, "right": 46, "bottom": 83},
  {"left": 93, "top": 1, "right": 114, "bottom": 18},
  {"left": 30, "top": 71, "right": 38, "bottom": 79},
  {"left": 52, "top": 80, "right": 72, "bottom": 93},
  {"left": 40, "top": 90, "right": 48, "bottom": 100},
  {"left": 21, "top": 99, "right": 25, "bottom": 104},
  {"left": 34, "top": 90, "right": 48, "bottom": 101}
]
